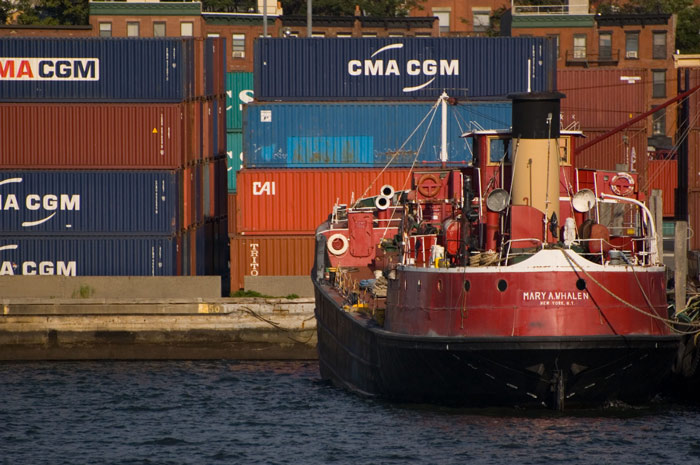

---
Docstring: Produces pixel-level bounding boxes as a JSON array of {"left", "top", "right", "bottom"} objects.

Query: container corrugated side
[
  {"left": 690, "top": 130, "right": 700, "bottom": 189},
  {"left": 254, "top": 37, "right": 556, "bottom": 101},
  {"left": 0, "top": 38, "right": 193, "bottom": 102},
  {"left": 575, "top": 129, "right": 647, "bottom": 172},
  {"left": 227, "top": 193, "right": 237, "bottom": 235},
  {"left": 227, "top": 131, "right": 243, "bottom": 192},
  {"left": 0, "top": 236, "right": 180, "bottom": 276},
  {"left": 226, "top": 72, "right": 254, "bottom": 130},
  {"left": 0, "top": 103, "right": 191, "bottom": 169},
  {"left": 242, "top": 101, "right": 510, "bottom": 167},
  {"left": 690, "top": 191, "right": 700, "bottom": 250},
  {"left": 0, "top": 171, "right": 182, "bottom": 234},
  {"left": 236, "top": 168, "right": 413, "bottom": 235},
  {"left": 558, "top": 69, "right": 648, "bottom": 129},
  {"left": 229, "top": 235, "right": 315, "bottom": 291},
  {"left": 647, "top": 159, "right": 677, "bottom": 217},
  {"left": 183, "top": 165, "right": 204, "bottom": 230}
]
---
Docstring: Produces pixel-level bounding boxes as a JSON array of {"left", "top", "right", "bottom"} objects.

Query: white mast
[{"left": 440, "top": 92, "right": 448, "bottom": 165}]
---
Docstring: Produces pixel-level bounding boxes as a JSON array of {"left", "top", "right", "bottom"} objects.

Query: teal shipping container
[
  {"left": 225, "top": 72, "right": 253, "bottom": 131},
  {"left": 227, "top": 131, "right": 243, "bottom": 192}
]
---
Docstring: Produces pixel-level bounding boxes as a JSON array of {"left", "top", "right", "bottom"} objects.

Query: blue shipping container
[
  {"left": 254, "top": 37, "right": 556, "bottom": 101},
  {"left": 0, "top": 236, "right": 179, "bottom": 276},
  {"left": 0, "top": 171, "right": 181, "bottom": 234},
  {"left": 242, "top": 101, "right": 511, "bottom": 167},
  {"left": 0, "top": 38, "right": 194, "bottom": 102}
]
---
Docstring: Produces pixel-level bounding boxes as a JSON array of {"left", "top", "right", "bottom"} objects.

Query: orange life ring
[
  {"left": 417, "top": 173, "right": 441, "bottom": 198},
  {"left": 610, "top": 173, "right": 635, "bottom": 196}
]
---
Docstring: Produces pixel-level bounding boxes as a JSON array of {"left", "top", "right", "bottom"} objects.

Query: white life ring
[
  {"left": 327, "top": 233, "right": 349, "bottom": 256},
  {"left": 610, "top": 173, "right": 635, "bottom": 196}
]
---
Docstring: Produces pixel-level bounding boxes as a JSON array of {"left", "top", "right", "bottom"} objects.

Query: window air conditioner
[{"left": 627, "top": 50, "right": 638, "bottom": 58}]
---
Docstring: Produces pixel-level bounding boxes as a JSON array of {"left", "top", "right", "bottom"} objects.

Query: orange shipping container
[
  {"left": 229, "top": 235, "right": 316, "bottom": 291},
  {"left": 235, "top": 168, "right": 413, "bottom": 235},
  {"left": 558, "top": 69, "right": 648, "bottom": 130}
]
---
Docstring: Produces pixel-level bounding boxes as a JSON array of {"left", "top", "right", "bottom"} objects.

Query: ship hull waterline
[{"left": 314, "top": 281, "right": 679, "bottom": 409}]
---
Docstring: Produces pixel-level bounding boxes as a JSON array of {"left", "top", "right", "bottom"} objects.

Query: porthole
[
  {"left": 497, "top": 279, "right": 507, "bottom": 292},
  {"left": 576, "top": 278, "right": 586, "bottom": 291},
  {"left": 464, "top": 280, "right": 471, "bottom": 292}
]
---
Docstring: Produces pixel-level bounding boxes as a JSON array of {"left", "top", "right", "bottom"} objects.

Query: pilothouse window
[{"left": 488, "top": 137, "right": 512, "bottom": 164}]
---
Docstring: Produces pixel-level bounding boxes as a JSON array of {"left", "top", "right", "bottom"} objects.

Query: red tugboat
[{"left": 312, "top": 92, "right": 680, "bottom": 409}]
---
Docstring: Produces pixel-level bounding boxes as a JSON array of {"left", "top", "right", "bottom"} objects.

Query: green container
[
  {"left": 227, "top": 131, "right": 243, "bottom": 192},
  {"left": 225, "top": 72, "right": 254, "bottom": 131}
]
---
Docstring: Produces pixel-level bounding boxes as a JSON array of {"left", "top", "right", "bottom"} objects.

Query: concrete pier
[{"left": 0, "top": 277, "right": 317, "bottom": 361}]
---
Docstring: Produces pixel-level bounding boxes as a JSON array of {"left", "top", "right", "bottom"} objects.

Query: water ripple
[{"left": 1, "top": 361, "right": 700, "bottom": 465}]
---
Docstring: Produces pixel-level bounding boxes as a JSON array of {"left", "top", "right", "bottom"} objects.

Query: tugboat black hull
[{"left": 315, "top": 283, "right": 679, "bottom": 409}]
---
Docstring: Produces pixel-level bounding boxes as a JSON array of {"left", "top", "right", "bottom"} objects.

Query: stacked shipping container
[
  {"left": 0, "top": 37, "right": 228, "bottom": 283},
  {"left": 229, "top": 37, "right": 555, "bottom": 292}
]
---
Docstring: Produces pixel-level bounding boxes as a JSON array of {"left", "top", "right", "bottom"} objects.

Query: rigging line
[
  {"left": 240, "top": 306, "right": 316, "bottom": 345},
  {"left": 560, "top": 249, "right": 700, "bottom": 334},
  {"left": 354, "top": 98, "right": 441, "bottom": 207},
  {"left": 380, "top": 101, "right": 442, "bottom": 241}
]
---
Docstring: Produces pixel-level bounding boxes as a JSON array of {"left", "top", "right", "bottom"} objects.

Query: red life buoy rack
[
  {"left": 610, "top": 173, "right": 635, "bottom": 196},
  {"left": 417, "top": 173, "right": 441, "bottom": 198}
]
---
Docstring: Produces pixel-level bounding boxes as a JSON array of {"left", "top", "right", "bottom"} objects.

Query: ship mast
[{"left": 440, "top": 91, "right": 448, "bottom": 167}]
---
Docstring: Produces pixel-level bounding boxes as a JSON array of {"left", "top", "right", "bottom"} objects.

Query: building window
[
  {"left": 153, "top": 22, "right": 166, "bottom": 37},
  {"left": 232, "top": 33, "right": 245, "bottom": 58},
  {"left": 180, "top": 22, "right": 193, "bottom": 37},
  {"left": 653, "top": 32, "right": 667, "bottom": 59},
  {"left": 388, "top": 33, "right": 404, "bottom": 37},
  {"left": 415, "top": 33, "right": 432, "bottom": 38},
  {"left": 336, "top": 32, "right": 352, "bottom": 38},
  {"left": 362, "top": 32, "right": 377, "bottom": 38},
  {"left": 547, "top": 34, "right": 559, "bottom": 58},
  {"left": 472, "top": 8, "right": 490, "bottom": 33},
  {"left": 127, "top": 22, "right": 139, "bottom": 37},
  {"left": 652, "top": 70, "right": 666, "bottom": 98},
  {"left": 99, "top": 22, "right": 111, "bottom": 38},
  {"left": 573, "top": 34, "right": 586, "bottom": 59},
  {"left": 311, "top": 32, "right": 325, "bottom": 37},
  {"left": 207, "top": 33, "right": 220, "bottom": 38},
  {"left": 433, "top": 9, "right": 450, "bottom": 34},
  {"left": 652, "top": 107, "right": 665, "bottom": 135},
  {"left": 625, "top": 32, "right": 639, "bottom": 59},
  {"left": 599, "top": 32, "right": 612, "bottom": 60}
]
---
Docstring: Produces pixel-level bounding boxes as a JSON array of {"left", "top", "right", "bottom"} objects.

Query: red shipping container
[
  {"left": 575, "top": 129, "right": 648, "bottom": 172},
  {"left": 235, "top": 168, "right": 413, "bottom": 235},
  {"left": 229, "top": 235, "right": 316, "bottom": 291},
  {"left": 689, "top": 130, "right": 700, "bottom": 190},
  {"left": 183, "top": 165, "right": 205, "bottom": 230},
  {"left": 227, "top": 193, "right": 237, "bottom": 235},
  {"left": 558, "top": 69, "right": 648, "bottom": 130},
  {"left": 647, "top": 159, "right": 677, "bottom": 217},
  {"left": 690, "top": 191, "right": 700, "bottom": 250},
  {"left": 0, "top": 103, "right": 199, "bottom": 169}
]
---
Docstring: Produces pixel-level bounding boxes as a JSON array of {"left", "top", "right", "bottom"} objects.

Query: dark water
[{"left": 1, "top": 361, "right": 699, "bottom": 465}]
